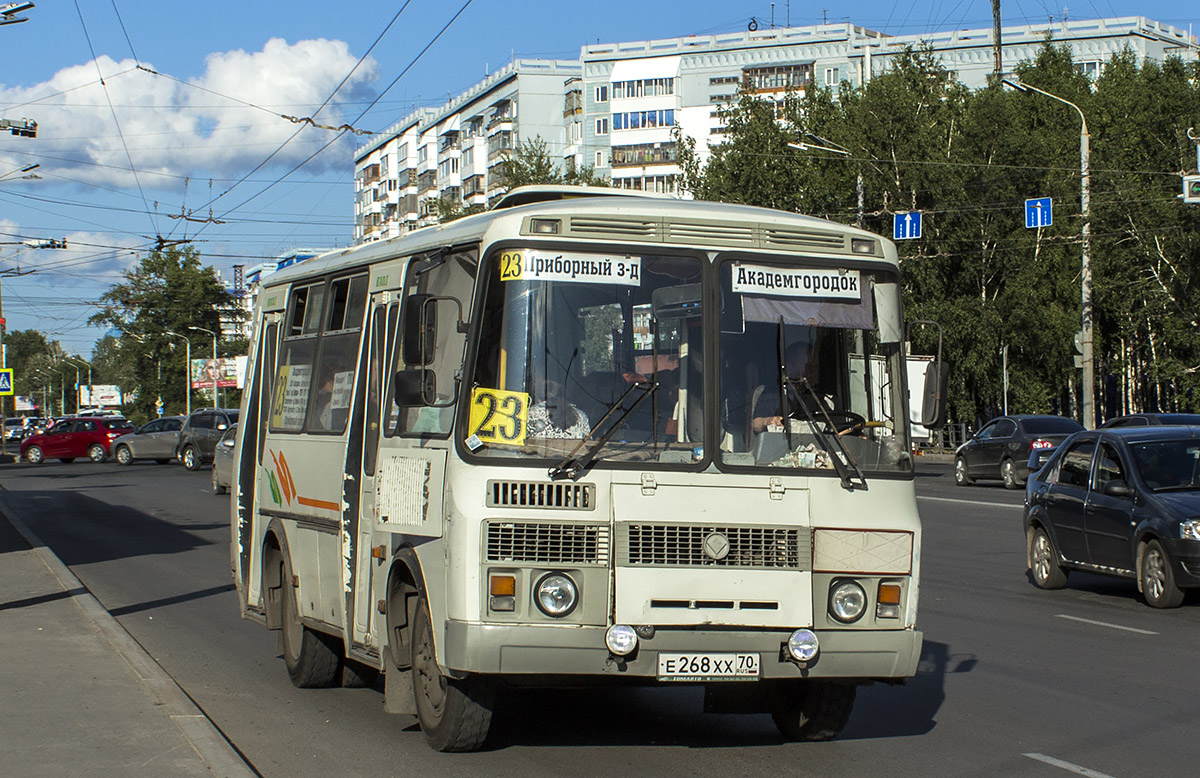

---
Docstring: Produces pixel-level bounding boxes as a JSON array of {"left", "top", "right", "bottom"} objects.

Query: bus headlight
[
  {"left": 534, "top": 572, "right": 578, "bottom": 617},
  {"left": 829, "top": 580, "right": 867, "bottom": 623},
  {"left": 787, "top": 629, "right": 819, "bottom": 662},
  {"left": 605, "top": 624, "right": 638, "bottom": 656}
]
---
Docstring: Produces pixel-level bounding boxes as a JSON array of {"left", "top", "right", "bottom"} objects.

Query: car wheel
[
  {"left": 115, "top": 445, "right": 133, "bottom": 465},
  {"left": 1030, "top": 527, "right": 1068, "bottom": 589},
  {"left": 211, "top": 467, "right": 227, "bottom": 495},
  {"left": 182, "top": 445, "right": 200, "bottom": 471},
  {"left": 412, "top": 593, "right": 495, "bottom": 751},
  {"left": 279, "top": 557, "right": 340, "bottom": 688},
  {"left": 954, "top": 457, "right": 973, "bottom": 486},
  {"left": 1001, "top": 458, "right": 1023, "bottom": 490},
  {"left": 1141, "top": 539, "right": 1184, "bottom": 608},
  {"left": 770, "top": 680, "right": 858, "bottom": 741},
  {"left": 88, "top": 444, "right": 107, "bottom": 463},
  {"left": 24, "top": 445, "right": 43, "bottom": 464}
]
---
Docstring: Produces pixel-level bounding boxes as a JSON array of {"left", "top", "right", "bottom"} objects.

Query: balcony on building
[
  {"left": 487, "top": 99, "right": 513, "bottom": 130},
  {"left": 439, "top": 130, "right": 460, "bottom": 156},
  {"left": 359, "top": 162, "right": 381, "bottom": 186},
  {"left": 742, "top": 63, "right": 814, "bottom": 93},
  {"left": 417, "top": 170, "right": 437, "bottom": 193}
]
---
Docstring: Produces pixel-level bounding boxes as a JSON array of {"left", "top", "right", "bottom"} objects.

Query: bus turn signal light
[{"left": 877, "top": 582, "right": 901, "bottom": 618}]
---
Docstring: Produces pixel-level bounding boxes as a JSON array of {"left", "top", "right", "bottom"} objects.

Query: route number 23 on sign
[{"left": 468, "top": 387, "right": 529, "bottom": 446}]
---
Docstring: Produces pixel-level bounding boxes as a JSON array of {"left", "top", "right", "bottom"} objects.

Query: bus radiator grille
[
  {"left": 620, "top": 525, "right": 807, "bottom": 569},
  {"left": 486, "top": 522, "right": 611, "bottom": 565},
  {"left": 486, "top": 480, "right": 595, "bottom": 510}
]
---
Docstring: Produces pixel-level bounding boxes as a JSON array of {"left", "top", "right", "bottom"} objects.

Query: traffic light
[{"left": 1183, "top": 175, "right": 1200, "bottom": 204}]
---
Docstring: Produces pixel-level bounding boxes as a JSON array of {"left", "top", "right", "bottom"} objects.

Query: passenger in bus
[{"left": 527, "top": 379, "right": 591, "bottom": 439}]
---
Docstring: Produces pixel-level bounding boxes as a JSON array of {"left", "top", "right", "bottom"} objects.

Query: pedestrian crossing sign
[{"left": 0, "top": 369, "right": 12, "bottom": 396}]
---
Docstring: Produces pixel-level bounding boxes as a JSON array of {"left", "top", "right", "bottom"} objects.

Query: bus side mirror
[
  {"left": 921, "top": 361, "right": 949, "bottom": 428},
  {"left": 393, "top": 369, "right": 435, "bottom": 407},
  {"left": 403, "top": 293, "right": 436, "bottom": 366}
]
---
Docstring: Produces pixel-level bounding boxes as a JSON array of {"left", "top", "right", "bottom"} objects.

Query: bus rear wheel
[
  {"left": 411, "top": 594, "right": 494, "bottom": 751},
  {"left": 769, "top": 680, "right": 857, "bottom": 741},
  {"left": 280, "top": 559, "right": 339, "bottom": 688}
]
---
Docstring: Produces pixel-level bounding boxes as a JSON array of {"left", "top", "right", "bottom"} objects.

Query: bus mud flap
[{"left": 385, "top": 664, "right": 417, "bottom": 716}]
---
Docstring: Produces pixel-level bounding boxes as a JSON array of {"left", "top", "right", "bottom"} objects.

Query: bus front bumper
[{"left": 444, "top": 620, "right": 922, "bottom": 681}]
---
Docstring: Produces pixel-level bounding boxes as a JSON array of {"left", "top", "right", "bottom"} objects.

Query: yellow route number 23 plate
[{"left": 468, "top": 387, "right": 530, "bottom": 447}]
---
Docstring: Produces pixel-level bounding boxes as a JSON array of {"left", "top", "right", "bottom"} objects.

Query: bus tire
[
  {"left": 411, "top": 594, "right": 494, "bottom": 751},
  {"left": 280, "top": 561, "right": 340, "bottom": 688},
  {"left": 770, "top": 680, "right": 857, "bottom": 741}
]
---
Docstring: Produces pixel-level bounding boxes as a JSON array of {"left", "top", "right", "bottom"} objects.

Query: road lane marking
[
  {"left": 1055, "top": 614, "right": 1157, "bottom": 635},
  {"left": 918, "top": 495, "right": 1022, "bottom": 509},
  {"left": 1023, "top": 752, "right": 1118, "bottom": 778}
]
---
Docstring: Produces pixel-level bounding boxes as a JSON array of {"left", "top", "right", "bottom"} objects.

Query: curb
[{"left": 0, "top": 494, "right": 257, "bottom": 778}]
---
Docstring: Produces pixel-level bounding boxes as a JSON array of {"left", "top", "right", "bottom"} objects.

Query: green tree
[
  {"left": 89, "top": 246, "right": 240, "bottom": 419},
  {"left": 493, "top": 136, "right": 608, "bottom": 190}
]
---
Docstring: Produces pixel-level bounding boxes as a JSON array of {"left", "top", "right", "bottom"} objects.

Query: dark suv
[{"left": 177, "top": 408, "right": 239, "bottom": 471}]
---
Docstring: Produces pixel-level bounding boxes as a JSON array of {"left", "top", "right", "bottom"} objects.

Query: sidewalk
[{"left": 0, "top": 499, "right": 254, "bottom": 778}]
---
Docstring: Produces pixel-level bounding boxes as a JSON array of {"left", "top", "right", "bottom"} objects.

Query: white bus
[{"left": 231, "top": 186, "right": 944, "bottom": 751}]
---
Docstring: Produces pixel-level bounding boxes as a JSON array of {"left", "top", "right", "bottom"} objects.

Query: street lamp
[
  {"left": 31, "top": 368, "right": 53, "bottom": 415},
  {"left": 1002, "top": 75, "right": 1094, "bottom": 429},
  {"left": 0, "top": 163, "right": 40, "bottom": 182},
  {"left": 166, "top": 331, "right": 192, "bottom": 416},
  {"left": 65, "top": 357, "right": 93, "bottom": 409},
  {"left": 188, "top": 325, "right": 219, "bottom": 408},
  {"left": 63, "top": 361, "right": 81, "bottom": 414}
]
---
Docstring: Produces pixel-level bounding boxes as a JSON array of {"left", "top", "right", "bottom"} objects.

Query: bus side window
[{"left": 387, "top": 248, "right": 476, "bottom": 437}]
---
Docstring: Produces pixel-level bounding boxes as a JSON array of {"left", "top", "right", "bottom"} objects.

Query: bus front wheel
[
  {"left": 411, "top": 594, "right": 495, "bottom": 751},
  {"left": 769, "top": 680, "right": 857, "bottom": 741},
  {"left": 280, "top": 559, "right": 340, "bottom": 688}
]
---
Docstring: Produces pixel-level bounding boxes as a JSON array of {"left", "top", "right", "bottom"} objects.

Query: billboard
[
  {"left": 79, "top": 385, "right": 124, "bottom": 407},
  {"left": 191, "top": 357, "right": 246, "bottom": 390}
]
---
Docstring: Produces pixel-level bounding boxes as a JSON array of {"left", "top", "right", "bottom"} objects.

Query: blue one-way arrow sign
[
  {"left": 1025, "top": 197, "right": 1052, "bottom": 229},
  {"left": 893, "top": 211, "right": 922, "bottom": 240}
]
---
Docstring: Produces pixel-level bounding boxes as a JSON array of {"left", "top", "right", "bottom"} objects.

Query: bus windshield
[
  {"left": 716, "top": 258, "right": 911, "bottom": 473},
  {"left": 468, "top": 248, "right": 704, "bottom": 464}
]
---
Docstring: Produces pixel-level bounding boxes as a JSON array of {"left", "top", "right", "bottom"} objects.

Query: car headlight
[
  {"left": 1181, "top": 520, "right": 1200, "bottom": 542},
  {"left": 829, "top": 580, "right": 867, "bottom": 623},
  {"left": 534, "top": 572, "right": 578, "bottom": 617}
]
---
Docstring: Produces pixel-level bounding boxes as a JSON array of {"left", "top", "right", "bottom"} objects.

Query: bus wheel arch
[{"left": 385, "top": 553, "right": 423, "bottom": 672}]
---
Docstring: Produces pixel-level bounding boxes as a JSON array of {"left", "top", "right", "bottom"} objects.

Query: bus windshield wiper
[
  {"left": 548, "top": 381, "right": 657, "bottom": 481},
  {"left": 784, "top": 377, "right": 868, "bottom": 491}
]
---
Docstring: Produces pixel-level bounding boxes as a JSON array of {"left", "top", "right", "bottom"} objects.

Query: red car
[{"left": 20, "top": 416, "right": 135, "bottom": 464}]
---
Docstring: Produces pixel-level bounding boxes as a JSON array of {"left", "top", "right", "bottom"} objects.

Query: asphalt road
[{"left": 3, "top": 457, "right": 1199, "bottom": 777}]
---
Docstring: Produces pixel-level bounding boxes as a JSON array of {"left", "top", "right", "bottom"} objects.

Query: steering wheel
[{"left": 813, "top": 410, "right": 866, "bottom": 436}]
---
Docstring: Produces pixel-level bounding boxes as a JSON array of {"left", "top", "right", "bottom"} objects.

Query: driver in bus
[
  {"left": 750, "top": 341, "right": 834, "bottom": 434},
  {"left": 527, "top": 379, "right": 591, "bottom": 439}
]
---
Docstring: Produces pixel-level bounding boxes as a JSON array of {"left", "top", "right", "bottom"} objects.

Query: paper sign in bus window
[
  {"left": 732, "top": 263, "right": 860, "bottom": 300},
  {"left": 468, "top": 387, "right": 529, "bottom": 446},
  {"left": 500, "top": 249, "right": 641, "bottom": 286},
  {"left": 272, "top": 363, "right": 312, "bottom": 429}
]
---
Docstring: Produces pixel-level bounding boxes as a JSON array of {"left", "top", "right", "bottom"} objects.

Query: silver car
[
  {"left": 111, "top": 416, "right": 186, "bottom": 465},
  {"left": 211, "top": 424, "right": 237, "bottom": 495}
]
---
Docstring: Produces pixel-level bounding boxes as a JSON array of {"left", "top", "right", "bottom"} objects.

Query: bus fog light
[
  {"left": 605, "top": 624, "right": 638, "bottom": 656},
  {"left": 534, "top": 572, "right": 578, "bottom": 617},
  {"left": 787, "top": 629, "right": 819, "bottom": 662},
  {"left": 829, "top": 580, "right": 867, "bottom": 623}
]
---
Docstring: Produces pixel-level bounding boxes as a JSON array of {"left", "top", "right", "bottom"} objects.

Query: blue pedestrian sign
[
  {"left": 1025, "top": 197, "right": 1052, "bottom": 229},
  {"left": 893, "top": 211, "right": 922, "bottom": 240},
  {"left": 0, "top": 369, "right": 12, "bottom": 396}
]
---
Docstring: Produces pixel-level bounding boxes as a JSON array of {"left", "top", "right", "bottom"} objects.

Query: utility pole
[{"left": 992, "top": 0, "right": 1003, "bottom": 79}]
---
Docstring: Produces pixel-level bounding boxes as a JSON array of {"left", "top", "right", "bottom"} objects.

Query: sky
[{"left": 1, "top": 1, "right": 1197, "bottom": 357}]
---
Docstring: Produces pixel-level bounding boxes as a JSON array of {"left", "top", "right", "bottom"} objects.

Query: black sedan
[
  {"left": 955, "top": 414, "right": 1083, "bottom": 489},
  {"left": 1100, "top": 413, "right": 1200, "bottom": 428},
  {"left": 1023, "top": 427, "right": 1200, "bottom": 608}
]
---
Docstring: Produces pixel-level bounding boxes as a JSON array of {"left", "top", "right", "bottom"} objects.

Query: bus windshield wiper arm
[
  {"left": 784, "top": 377, "right": 868, "bottom": 491},
  {"left": 548, "top": 381, "right": 657, "bottom": 481}
]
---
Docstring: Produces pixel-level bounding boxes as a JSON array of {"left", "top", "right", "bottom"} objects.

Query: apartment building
[
  {"left": 354, "top": 60, "right": 580, "bottom": 243},
  {"left": 353, "top": 17, "right": 1197, "bottom": 242}
]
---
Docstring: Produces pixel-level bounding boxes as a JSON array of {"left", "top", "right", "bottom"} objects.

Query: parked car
[
  {"left": 177, "top": 408, "right": 239, "bottom": 471},
  {"left": 111, "top": 415, "right": 186, "bottom": 465},
  {"left": 1100, "top": 413, "right": 1200, "bottom": 428},
  {"left": 1024, "top": 426, "right": 1200, "bottom": 608},
  {"left": 4, "top": 417, "right": 31, "bottom": 442},
  {"left": 19, "top": 416, "right": 136, "bottom": 463},
  {"left": 211, "top": 424, "right": 237, "bottom": 495},
  {"left": 955, "top": 414, "right": 1084, "bottom": 489}
]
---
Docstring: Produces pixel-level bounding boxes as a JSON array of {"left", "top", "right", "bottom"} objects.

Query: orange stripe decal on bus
[{"left": 296, "top": 496, "right": 341, "bottom": 512}]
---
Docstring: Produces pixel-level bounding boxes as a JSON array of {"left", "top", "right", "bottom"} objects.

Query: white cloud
[{"left": 0, "top": 38, "right": 378, "bottom": 189}]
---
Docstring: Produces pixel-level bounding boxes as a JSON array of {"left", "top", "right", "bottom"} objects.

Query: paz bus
[{"left": 230, "top": 186, "right": 944, "bottom": 751}]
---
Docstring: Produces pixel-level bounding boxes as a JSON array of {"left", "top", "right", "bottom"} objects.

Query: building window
[
  {"left": 743, "top": 63, "right": 813, "bottom": 92},
  {"left": 595, "top": 84, "right": 608, "bottom": 103},
  {"left": 1075, "top": 61, "right": 1102, "bottom": 79},
  {"left": 709, "top": 75, "right": 739, "bottom": 85},
  {"left": 595, "top": 117, "right": 609, "bottom": 136},
  {"left": 397, "top": 143, "right": 408, "bottom": 160},
  {"left": 611, "top": 142, "right": 677, "bottom": 167},
  {"left": 595, "top": 151, "right": 606, "bottom": 168},
  {"left": 611, "top": 77, "right": 675, "bottom": 100},
  {"left": 463, "top": 147, "right": 473, "bottom": 166},
  {"left": 417, "top": 145, "right": 428, "bottom": 163},
  {"left": 824, "top": 67, "right": 840, "bottom": 86},
  {"left": 611, "top": 109, "right": 675, "bottom": 131}
]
